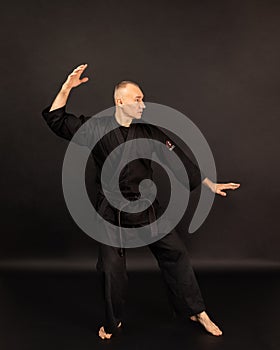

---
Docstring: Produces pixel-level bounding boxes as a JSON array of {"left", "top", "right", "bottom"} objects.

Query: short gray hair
[{"left": 114, "top": 80, "right": 140, "bottom": 101}]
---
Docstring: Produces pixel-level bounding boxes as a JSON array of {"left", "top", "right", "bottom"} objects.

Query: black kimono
[{"left": 42, "top": 106, "right": 206, "bottom": 334}]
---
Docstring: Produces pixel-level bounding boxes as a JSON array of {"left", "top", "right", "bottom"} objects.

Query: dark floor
[{"left": 0, "top": 270, "right": 279, "bottom": 350}]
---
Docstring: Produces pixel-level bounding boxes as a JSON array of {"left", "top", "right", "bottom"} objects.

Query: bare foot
[
  {"left": 98, "top": 322, "right": 122, "bottom": 340},
  {"left": 190, "top": 311, "right": 223, "bottom": 336}
]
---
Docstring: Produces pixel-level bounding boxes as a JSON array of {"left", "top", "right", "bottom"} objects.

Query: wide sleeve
[
  {"left": 150, "top": 125, "right": 206, "bottom": 191},
  {"left": 42, "top": 105, "right": 95, "bottom": 147}
]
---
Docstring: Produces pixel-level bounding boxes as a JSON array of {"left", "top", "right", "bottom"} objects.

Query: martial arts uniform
[{"left": 42, "top": 106, "right": 206, "bottom": 334}]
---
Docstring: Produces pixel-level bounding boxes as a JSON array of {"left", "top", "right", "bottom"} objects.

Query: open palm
[{"left": 64, "top": 64, "right": 89, "bottom": 89}]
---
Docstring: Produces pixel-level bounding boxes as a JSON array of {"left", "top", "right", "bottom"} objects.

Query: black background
[{"left": 1, "top": 0, "right": 280, "bottom": 271}]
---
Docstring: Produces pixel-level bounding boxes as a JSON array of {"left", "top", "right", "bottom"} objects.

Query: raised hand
[{"left": 63, "top": 64, "right": 89, "bottom": 90}]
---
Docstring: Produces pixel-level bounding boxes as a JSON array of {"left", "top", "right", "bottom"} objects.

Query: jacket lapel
[{"left": 105, "top": 118, "right": 137, "bottom": 191}]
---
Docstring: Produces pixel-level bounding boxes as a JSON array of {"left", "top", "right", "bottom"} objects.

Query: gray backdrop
[{"left": 1, "top": 0, "right": 279, "bottom": 271}]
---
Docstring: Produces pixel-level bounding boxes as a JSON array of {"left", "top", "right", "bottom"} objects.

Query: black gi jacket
[{"left": 42, "top": 106, "right": 205, "bottom": 227}]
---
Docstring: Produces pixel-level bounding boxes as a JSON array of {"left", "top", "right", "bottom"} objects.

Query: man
[{"left": 42, "top": 64, "right": 240, "bottom": 340}]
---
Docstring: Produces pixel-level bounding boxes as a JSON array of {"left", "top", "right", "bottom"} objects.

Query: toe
[
  {"left": 98, "top": 326, "right": 112, "bottom": 340},
  {"left": 212, "top": 326, "right": 223, "bottom": 336}
]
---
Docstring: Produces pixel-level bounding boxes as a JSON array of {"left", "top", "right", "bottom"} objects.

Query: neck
[{"left": 115, "top": 107, "right": 133, "bottom": 127}]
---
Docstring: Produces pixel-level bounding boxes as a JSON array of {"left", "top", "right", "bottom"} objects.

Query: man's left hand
[
  {"left": 213, "top": 182, "right": 240, "bottom": 196},
  {"left": 202, "top": 178, "right": 240, "bottom": 196}
]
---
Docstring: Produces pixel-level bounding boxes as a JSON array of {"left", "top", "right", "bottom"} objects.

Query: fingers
[
  {"left": 66, "top": 64, "right": 89, "bottom": 86},
  {"left": 216, "top": 182, "right": 240, "bottom": 197},
  {"left": 220, "top": 183, "right": 240, "bottom": 190},
  {"left": 217, "top": 189, "right": 227, "bottom": 197},
  {"left": 80, "top": 77, "right": 89, "bottom": 83},
  {"left": 229, "top": 182, "right": 241, "bottom": 187},
  {"left": 69, "top": 64, "right": 88, "bottom": 76},
  {"left": 73, "top": 63, "right": 88, "bottom": 72}
]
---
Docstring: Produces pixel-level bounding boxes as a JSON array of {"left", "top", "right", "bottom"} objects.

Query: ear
[{"left": 116, "top": 98, "right": 123, "bottom": 107}]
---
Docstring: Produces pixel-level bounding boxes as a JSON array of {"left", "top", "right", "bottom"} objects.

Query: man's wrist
[
  {"left": 61, "top": 83, "right": 72, "bottom": 94},
  {"left": 202, "top": 177, "right": 216, "bottom": 193}
]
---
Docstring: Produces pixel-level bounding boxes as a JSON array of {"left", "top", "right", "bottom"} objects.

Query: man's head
[{"left": 114, "top": 81, "right": 146, "bottom": 119}]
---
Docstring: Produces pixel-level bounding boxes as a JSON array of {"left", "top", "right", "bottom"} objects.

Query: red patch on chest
[{"left": 166, "top": 140, "right": 175, "bottom": 151}]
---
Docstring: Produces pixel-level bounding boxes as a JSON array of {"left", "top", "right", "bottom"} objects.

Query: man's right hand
[
  {"left": 49, "top": 64, "right": 89, "bottom": 112},
  {"left": 62, "top": 64, "right": 89, "bottom": 90}
]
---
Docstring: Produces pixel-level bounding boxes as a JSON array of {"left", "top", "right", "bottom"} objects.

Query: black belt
[
  {"left": 117, "top": 195, "right": 157, "bottom": 257},
  {"left": 97, "top": 191, "right": 158, "bottom": 256}
]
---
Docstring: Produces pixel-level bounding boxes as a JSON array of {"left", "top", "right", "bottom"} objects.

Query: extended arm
[
  {"left": 151, "top": 126, "right": 205, "bottom": 191},
  {"left": 151, "top": 125, "right": 240, "bottom": 195}
]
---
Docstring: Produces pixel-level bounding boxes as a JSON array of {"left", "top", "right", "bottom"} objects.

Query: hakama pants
[{"left": 96, "top": 228, "right": 206, "bottom": 334}]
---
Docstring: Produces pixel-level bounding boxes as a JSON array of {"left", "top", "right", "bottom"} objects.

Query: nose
[{"left": 141, "top": 101, "right": 146, "bottom": 109}]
